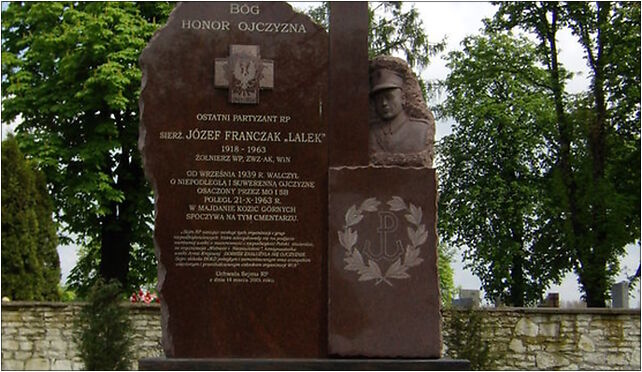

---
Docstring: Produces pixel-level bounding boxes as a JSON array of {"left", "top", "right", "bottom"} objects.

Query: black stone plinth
[{"left": 138, "top": 358, "right": 471, "bottom": 370}]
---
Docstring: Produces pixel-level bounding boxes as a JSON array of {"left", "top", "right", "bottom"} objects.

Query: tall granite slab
[
  {"left": 328, "top": 166, "right": 441, "bottom": 357},
  {"left": 139, "top": 2, "right": 328, "bottom": 358},
  {"left": 328, "top": 2, "right": 369, "bottom": 166}
]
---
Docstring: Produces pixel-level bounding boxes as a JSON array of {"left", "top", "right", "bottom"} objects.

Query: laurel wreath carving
[{"left": 338, "top": 196, "right": 426, "bottom": 286}]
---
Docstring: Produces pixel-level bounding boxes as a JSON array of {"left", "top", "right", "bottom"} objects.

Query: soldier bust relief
[{"left": 368, "top": 56, "right": 435, "bottom": 167}]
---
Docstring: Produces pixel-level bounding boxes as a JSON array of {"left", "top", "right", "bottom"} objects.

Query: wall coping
[
  {"left": 445, "top": 306, "right": 641, "bottom": 315},
  {"left": 1, "top": 301, "right": 161, "bottom": 311},
  {"left": 2, "top": 302, "right": 639, "bottom": 315}
]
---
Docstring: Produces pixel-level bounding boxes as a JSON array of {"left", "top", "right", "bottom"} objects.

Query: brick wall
[{"left": 1, "top": 302, "right": 639, "bottom": 370}]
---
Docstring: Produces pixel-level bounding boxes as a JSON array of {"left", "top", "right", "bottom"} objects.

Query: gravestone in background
[
  {"left": 139, "top": 2, "right": 328, "bottom": 357},
  {"left": 612, "top": 282, "right": 629, "bottom": 308}
]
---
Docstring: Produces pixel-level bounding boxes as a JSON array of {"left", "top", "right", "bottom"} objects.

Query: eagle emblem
[
  {"left": 233, "top": 60, "right": 257, "bottom": 91},
  {"left": 215, "top": 45, "right": 274, "bottom": 104}
]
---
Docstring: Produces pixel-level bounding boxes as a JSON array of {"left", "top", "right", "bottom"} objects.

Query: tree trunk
[
  {"left": 99, "top": 208, "right": 132, "bottom": 287},
  {"left": 510, "top": 253, "right": 525, "bottom": 307},
  {"left": 579, "top": 257, "right": 608, "bottom": 307},
  {"left": 578, "top": 2, "right": 611, "bottom": 308}
]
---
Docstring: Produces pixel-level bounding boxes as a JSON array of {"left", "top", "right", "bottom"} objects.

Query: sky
[{"left": 2, "top": 2, "right": 640, "bottom": 307}]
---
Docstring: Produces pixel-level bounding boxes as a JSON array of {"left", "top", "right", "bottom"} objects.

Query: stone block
[
  {"left": 557, "top": 341, "right": 577, "bottom": 352},
  {"left": 25, "top": 358, "right": 50, "bottom": 370},
  {"left": 576, "top": 314, "right": 592, "bottom": 323},
  {"left": 52, "top": 359, "right": 72, "bottom": 370},
  {"left": 631, "top": 349, "right": 641, "bottom": 367},
  {"left": 45, "top": 328, "right": 62, "bottom": 337},
  {"left": 2, "top": 326, "right": 18, "bottom": 336},
  {"left": 19, "top": 341, "right": 33, "bottom": 351},
  {"left": 514, "top": 360, "right": 535, "bottom": 370},
  {"left": 2, "top": 359, "right": 25, "bottom": 370},
  {"left": 536, "top": 351, "right": 569, "bottom": 369},
  {"left": 20, "top": 314, "right": 37, "bottom": 322},
  {"left": 544, "top": 342, "right": 560, "bottom": 352},
  {"left": 607, "top": 353, "right": 629, "bottom": 366},
  {"left": 33, "top": 340, "right": 50, "bottom": 351},
  {"left": 49, "top": 339, "right": 67, "bottom": 352},
  {"left": 18, "top": 327, "right": 39, "bottom": 336},
  {"left": 71, "top": 361, "right": 85, "bottom": 370},
  {"left": 514, "top": 318, "right": 538, "bottom": 337},
  {"left": 508, "top": 338, "right": 525, "bottom": 353},
  {"left": 578, "top": 334, "right": 595, "bottom": 352},
  {"left": 539, "top": 322, "right": 560, "bottom": 337},
  {"left": 1, "top": 311, "right": 21, "bottom": 322},
  {"left": 14, "top": 351, "right": 32, "bottom": 360},
  {"left": 585, "top": 351, "right": 606, "bottom": 365},
  {"left": 559, "top": 320, "right": 576, "bottom": 331},
  {"left": 3, "top": 339, "right": 19, "bottom": 351},
  {"left": 142, "top": 340, "right": 159, "bottom": 348},
  {"left": 43, "top": 311, "right": 56, "bottom": 319},
  {"left": 588, "top": 328, "right": 604, "bottom": 338},
  {"left": 493, "top": 327, "right": 512, "bottom": 337}
]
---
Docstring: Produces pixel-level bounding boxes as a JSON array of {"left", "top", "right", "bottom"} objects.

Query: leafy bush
[
  {"left": 1, "top": 135, "right": 60, "bottom": 301},
  {"left": 73, "top": 279, "right": 133, "bottom": 370},
  {"left": 444, "top": 309, "right": 498, "bottom": 370}
]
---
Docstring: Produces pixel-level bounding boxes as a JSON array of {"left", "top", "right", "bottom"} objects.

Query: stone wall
[
  {"left": 442, "top": 308, "right": 641, "bottom": 370},
  {"left": 1, "top": 302, "right": 639, "bottom": 370},
  {"left": 1, "top": 302, "right": 162, "bottom": 370}
]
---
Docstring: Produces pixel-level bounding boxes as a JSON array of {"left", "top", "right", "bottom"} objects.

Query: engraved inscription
[
  {"left": 181, "top": 4, "right": 307, "bottom": 34},
  {"left": 173, "top": 229, "right": 313, "bottom": 284}
]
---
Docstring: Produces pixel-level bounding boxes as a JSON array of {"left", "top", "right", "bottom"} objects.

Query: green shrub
[
  {"left": 444, "top": 309, "right": 498, "bottom": 370},
  {"left": 73, "top": 279, "right": 132, "bottom": 370},
  {"left": 1, "top": 135, "right": 60, "bottom": 301}
]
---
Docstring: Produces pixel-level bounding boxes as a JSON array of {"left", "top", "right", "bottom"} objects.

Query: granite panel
[
  {"left": 328, "top": 166, "right": 441, "bottom": 357},
  {"left": 139, "top": 2, "right": 328, "bottom": 357}
]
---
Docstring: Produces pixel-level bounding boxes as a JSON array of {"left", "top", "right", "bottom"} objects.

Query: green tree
[
  {"left": 438, "top": 243, "right": 456, "bottom": 306},
  {"left": 2, "top": 135, "right": 61, "bottom": 300},
  {"left": 489, "top": 1, "right": 641, "bottom": 307},
  {"left": 2, "top": 2, "right": 172, "bottom": 295},
  {"left": 438, "top": 30, "right": 569, "bottom": 306},
  {"left": 304, "top": 1, "right": 446, "bottom": 96},
  {"left": 73, "top": 279, "right": 132, "bottom": 370}
]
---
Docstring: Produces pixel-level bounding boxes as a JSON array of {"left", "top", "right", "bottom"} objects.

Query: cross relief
[{"left": 215, "top": 45, "right": 274, "bottom": 104}]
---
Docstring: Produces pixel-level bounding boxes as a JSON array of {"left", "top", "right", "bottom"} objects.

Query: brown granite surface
[
  {"left": 139, "top": 2, "right": 328, "bottom": 358},
  {"left": 328, "top": 2, "right": 369, "bottom": 166},
  {"left": 139, "top": 358, "right": 470, "bottom": 370},
  {"left": 328, "top": 166, "right": 441, "bottom": 358}
]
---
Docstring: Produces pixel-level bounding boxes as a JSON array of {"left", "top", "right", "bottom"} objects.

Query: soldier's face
[{"left": 374, "top": 88, "right": 404, "bottom": 121}]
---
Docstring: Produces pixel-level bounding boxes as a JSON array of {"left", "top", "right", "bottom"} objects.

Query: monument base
[{"left": 138, "top": 358, "right": 471, "bottom": 370}]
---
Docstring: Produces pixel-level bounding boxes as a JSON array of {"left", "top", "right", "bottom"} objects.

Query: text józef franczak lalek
[{"left": 160, "top": 129, "right": 326, "bottom": 144}]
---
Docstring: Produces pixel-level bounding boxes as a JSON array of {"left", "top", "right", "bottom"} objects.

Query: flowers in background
[{"left": 130, "top": 289, "right": 159, "bottom": 304}]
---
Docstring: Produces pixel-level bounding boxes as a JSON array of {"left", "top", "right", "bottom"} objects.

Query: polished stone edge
[{"left": 138, "top": 358, "right": 470, "bottom": 371}]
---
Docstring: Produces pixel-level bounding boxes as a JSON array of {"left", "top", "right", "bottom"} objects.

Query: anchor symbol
[{"left": 364, "top": 211, "right": 402, "bottom": 261}]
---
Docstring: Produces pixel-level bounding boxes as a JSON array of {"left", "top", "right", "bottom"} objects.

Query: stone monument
[
  {"left": 139, "top": 2, "right": 329, "bottom": 358},
  {"left": 327, "top": 57, "right": 440, "bottom": 358},
  {"left": 139, "top": 1, "right": 467, "bottom": 369}
]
